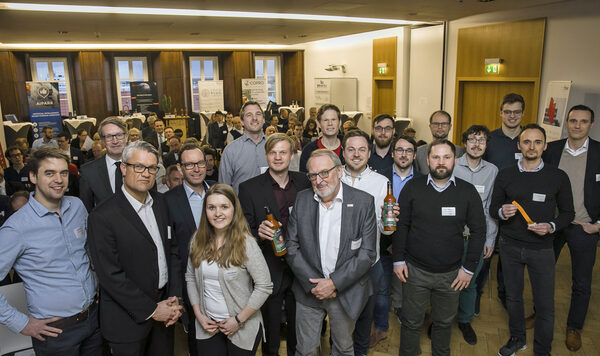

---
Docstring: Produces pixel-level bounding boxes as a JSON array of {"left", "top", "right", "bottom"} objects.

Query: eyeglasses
[
  {"left": 101, "top": 132, "right": 126, "bottom": 141},
  {"left": 306, "top": 165, "right": 339, "bottom": 181},
  {"left": 467, "top": 137, "right": 487, "bottom": 144},
  {"left": 394, "top": 148, "right": 414, "bottom": 155},
  {"left": 430, "top": 122, "right": 450, "bottom": 128},
  {"left": 502, "top": 109, "right": 523, "bottom": 116},
  {"left": 124, "top": 163, "right": 158, "bottom": 174},
  {"left": 9, "top": 152, "right": 22, "bottom": 158},
  {"left": 181, "top": 160, "right": 207, "bottom": 170},
  {"left": 373, "top": 126, "right": 394, "bottom": 133}
]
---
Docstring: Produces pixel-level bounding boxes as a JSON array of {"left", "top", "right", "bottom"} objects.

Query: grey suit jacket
[
  {"left": 285, "top": 183, "right": 377, "bottom": 320},
  {"left": 415, "top": 143, "right": 465, "bottom": 175}
]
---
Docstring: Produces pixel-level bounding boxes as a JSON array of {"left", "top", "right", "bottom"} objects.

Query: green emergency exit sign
[{"left": 485, "top": 64, "right": 499, "bottom": 73}]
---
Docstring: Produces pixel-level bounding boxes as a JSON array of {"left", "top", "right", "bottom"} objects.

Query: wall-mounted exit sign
[{"left": 485, "top": 64, "right": 499, "bottom": 73}]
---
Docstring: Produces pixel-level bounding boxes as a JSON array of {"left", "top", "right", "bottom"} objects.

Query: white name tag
[
  {"left": 74, "top": 227, "right": 85, "bottom": 239},
  {"left": 515, "top": 153, "right": 523, "bottom": 160},
  {"left": 596, "top": 174, "right": 600, "bottom": 182},
  {"left": 532, "top": 193, "right": 546, "bottom": 202},
  {"left": 73, "top": 156, "right": 78, "bottom": 160},
  {"left": 441, "top": 207, "right": 456, "bottom": 216},
  {"left": 351, "top": 238, "right": 362, "bottom": 250},
  {"left": 167, "top": 226, "right": 172, "bottom": 240},
  {"left": 21, "top": 177, "right": 28, "bottom": 182},
  {"left": 474, "top": 185, "right": 485, "bottom": 194}
]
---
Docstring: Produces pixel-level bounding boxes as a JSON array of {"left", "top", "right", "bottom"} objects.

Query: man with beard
[
  {"left": 393, "top": 139, "right": 485, "bottom": 356},
  {"left": 491, "top": 124, "right": 574, "bottom": 356},
  {"left": 299, "top": 104, "right": 344, "bottom": 173},
  {"left": 219, "top": 101, "right": 268, "bottom": 193},
  {"left": 452, "top": 125, "right": 498, "bottom": 345},
  {"left": 414, "top": 111, "right": 465, "bottom": 174},
  {"left": 368, "top": 114, "right": 395, "bottom": 173}
]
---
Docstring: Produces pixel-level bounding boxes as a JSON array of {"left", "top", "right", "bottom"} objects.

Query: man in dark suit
[
  {"left": 164, "top": 143, "right": 214, "bottom": 354},
  {"left": 79, "top": 118, "right": 128, "bottom": 212},
  {"left": 238, "top": 134, "right": 311, "bottom": 356},
  {"left": 144, "top": 119, "right": 167, "bottom": 152},
  {"left": 208, "top": 111, "right": 228, "bottom": 150},
  {"left": 286, "top": 149, "right": 377, "bottom": 355},
  {"left": 542, "top": 104, "right": 600, "bottom": 352},
  {"left": 88, "top": 140, "right": 182, "bottom": 356},
  {"left": 56, "top": 131, "right": 85, "bottom": 168}
]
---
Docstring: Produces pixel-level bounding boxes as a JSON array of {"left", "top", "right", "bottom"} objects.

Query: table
[
  {"left": 3, "top": 122, "right": 33, "bottom": 147},
  {"left": 164, "top": 115, "right": 191, "bottom": 139},
  {"left": 279, "top": 106, "right": 304, "bottom": 114},
  {"left": 63, "top": 118, "right": 97, "bottom": 138}
]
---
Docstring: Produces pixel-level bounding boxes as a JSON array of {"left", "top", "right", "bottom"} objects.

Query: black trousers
[
  {"left": 196, "top": 326, "right": 261, "bottom": 356},
  {"left": 108, "top": 320, "right": 174, "bottom": 356},
  {"left": 261, "top": 269, "right": 296, "bottom": 356},
  {"left": 553, "top": 223, "right": 599, "bottom": 330},
  {"left": 500, "top": 237, "right": 555, "bottom": 355}
]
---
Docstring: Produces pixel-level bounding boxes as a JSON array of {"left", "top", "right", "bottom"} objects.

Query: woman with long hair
[
  {"left": 186, "top": 184, "right": 272, "bottom": 355},
  {"left": 303, "top": 118, "right": 319, "bottom": 142}
]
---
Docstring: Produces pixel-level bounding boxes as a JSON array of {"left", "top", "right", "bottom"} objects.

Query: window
[
  {"left": 114, "top": 57, "right": 149, "bottom": 112},
  {"left": 30, "top": 57, "right": 73, "bottom": 116},
  {"left": 255, "top": 55, "right": 281, "bottom": 104},
  {"left": 189, "top": 56, "right": 219, "bottom": 112}
]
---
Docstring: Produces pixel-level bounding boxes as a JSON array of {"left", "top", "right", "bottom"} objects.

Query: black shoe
[
  {"left": 427, "top": 323, "right": 432, "bottom": 339},
  {"left": 475, "top": 294, "right": 481, "bottom": 316},
  {"left": 498, "top": 336, "right": 526, "bottom": 356},
  {"left": 458, "top": 322, "right": 477, "bottom": 345},
  {"left": 394, "top": 307, "right": 402, "bottom": 324}
]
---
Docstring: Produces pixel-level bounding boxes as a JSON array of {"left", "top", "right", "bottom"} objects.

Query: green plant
[{"left": 160, "top": 94, "right": 172, "bottom": 113}]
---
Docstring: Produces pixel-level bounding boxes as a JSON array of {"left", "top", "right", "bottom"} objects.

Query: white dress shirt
[
  {"left": 315, "top": 184, "right": 344, "bottom": 279},
  {"left": 122, "top": 186, "right": 168, "bottom": 288},
  {"left": 105, "top": 155, "right": 121, "bottom": 193}
]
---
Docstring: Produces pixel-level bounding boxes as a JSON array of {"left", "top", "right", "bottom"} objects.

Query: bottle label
[
  {"left": 273, "top": 228, "right": 286, "bottom": 253},
  {"left": 382, "top": 202, "right": 396, "bottom": 227}
]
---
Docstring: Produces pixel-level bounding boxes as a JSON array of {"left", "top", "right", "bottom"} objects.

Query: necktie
[{"left": 114, "top": 161, "right": 123, "bottom": 192}]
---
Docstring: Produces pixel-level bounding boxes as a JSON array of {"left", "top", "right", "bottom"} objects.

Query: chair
[{"left": 0, "top": 282, "right": 33, "bottom": 355}]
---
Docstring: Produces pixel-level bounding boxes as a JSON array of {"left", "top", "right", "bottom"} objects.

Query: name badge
[
  {"left": 442, "top": 207, "right": 456, "bottom": 216},
  {"left": 222, "top": 129, "right": 227, "bottom": 134},
  {"left": 74, "top": 227, "right": 85, "bottom": 239},
  {"left": 167, "top": 226, "right": 172, "bottom": 240},
  {"left": 351, "top": 238, "right": 362, "bottom": 250},
  {"left": 532, "top": 193, "right": 546, "bottom": 202},
  {"left": 288, "top": 206, "right": 293, "bottom": 214},
  {"left": 515, "top": 153, "right": 523, "bottom": 160},
  {"left": 474, "top": 185, "right": 485, "bottom": 194},
  {"left": 21, "top": 177, "right": 28, "bottom": 182},
  {"left": 73, "top": 156, "right": 78, "bottom": 160},
  {"left": 596, "top": 174, "right": 600, "bottom": 182}
]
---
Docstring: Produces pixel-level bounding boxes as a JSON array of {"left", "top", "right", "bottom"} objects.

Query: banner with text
[
  {"left": 26, "top": 81, "right": 62, "bottom": 139},
  {"left": 241, "top": 78, "right": 268, "bottom": 108},
  {"left": 539, "top": 81, "right": 572, "bottom": 142},
  {"left": 131, "top": 81, "right": 159, "bottom": 114},
  {"left": 198, "top": 80, "right": 225, "bottom": 112}
]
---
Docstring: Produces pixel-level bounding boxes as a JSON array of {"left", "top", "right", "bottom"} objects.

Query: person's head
[
  {"left": 225, "top": 113, "right": 233, "bottom": 126},
  {"left": 280, "top": 108, "right": 289, "bottom": 119},
  {"left": 342, "top": 130, "right": 371, "bottom": 174},
  {"left": 28, "top": 147, "right": 70, "bottom": 207},
  {"left": 147, "top": 115, "right": 157, "bottom": 128},
  {"left": 232, "top": 116, "right": 242, "bottom": 130},
  {"left": 518, "top": 124, "right": 547, "bottom": 162},
  {"left": 307, "top": 149, "right": 343, "bottom": 201},
  {"left": 5, "top": 146, "right": 24, "bottom": 166},
  {"left": 265, "top": 126, "right": 277, "bottom": 136},
  {"left": 306, "top": 119, "right": 317, "bottom": 131},
  {"left": 128, "top": 128, "right": 141, "bottom": 142},
  {"left": 427, "top": 139, "right": 456, "bottom": 180},
  {"left": 372, "top": 114, "right": 395, "bottom": 148},
  {"left": 190, "top": 183, "right": 250, "bottom": 268},
  {"left": 342, "top": 120, "right": 356, "bottom": 133},
  {"left": 174, "top": 129, "right": 184, "bottom": 138},
  {"left": 289, "top": 134, "right": 301, "bottom": 151},
  {"left": 120, "top": 141, "right": 159, "bottom": 196},
  {"left": 289, "top": 112, "right": 298, "bottom": 121},
  {"left": 41, "top": 126, "right": 53, "bottom": 140},
  {"left": 309, "top": 106, "right": 318, "bottom": 119},
  {"left": 239, "top": 101, "right": 265, "bottom": 135},
  {"left": 391, "top": 135, "right": 417, "bottom": 170},
  {"left": 500, "top": 93, "right": 525, "bottom": 129},
  {"left": 77, "top": 129, "right": 88, "bottom": 142},
  {"left": 265, "top": 133, "right": 294, "bottom": 174},
  {"left": 56, "top": 132, "right": 70, "bottom": 150},
  {"left": 566, "top": 104, "right": 595, "bottom": 142},
  {"left": 403, "top": 127, "right": 416, "bottom": 139},
  {"left": 91, "top": 141, "right": 105, "bottom": 158},
  {"left": 269, "top": 115, "right": 279, "bottom": 126},
  {"left": 293, "top": 124, "right": 303, "bottom": 139},
  {"left": 428, "top": 110, "right": 452, "bottom": 140},
  {"left": 317, "top": 104, "right": 341, "bottom": 139},
  {"left": 99, "top": 118, "right": 128, "bottom": 158},
  {"left": 165, "top": 165, "right": 183, "bottom": 190},
  {"left": 168, "top": 136, "right": 181, "bottom": 153},
  {"left": 154, "top": 119, "right": 165, "bottom": 134},
  {"left": 461, "top": 125, "right": 490, "bottom": 160},
  {"left": 15, "top": 138, "right": 28, "bottom": 153},
  {"left": 178, "top": 143, "right": 206, "bottom": 188},
  {"left": 10, "top": 190, "right": 29, "bottom": 211},
  {"left": 203, "top": 147, "right": 216, "bottom": 173},
  {"left": 93, "top": 132, "right": 100, "bottom": 141},
  {"left": 164, "top": 127, "right": 175, "bottom": 139},
  {"left": 183, "top": 137, "right": 199, "bottom": 146},
  {"left": 215, "top": 111, "right": 224, "bottom": 123}
]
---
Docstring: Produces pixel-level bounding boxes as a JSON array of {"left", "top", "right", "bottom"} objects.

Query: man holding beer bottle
[{"left": 238, "top": 133, "right": 311, "bottom": 356}]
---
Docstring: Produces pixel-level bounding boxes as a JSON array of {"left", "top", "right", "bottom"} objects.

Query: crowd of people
[{"left": 0, "top": 94, "right": 597, "bottom": 356}]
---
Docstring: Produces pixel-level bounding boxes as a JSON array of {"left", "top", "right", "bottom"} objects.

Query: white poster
[
  {"left": 241, "top": 78, "right": 268, "bottom": 109},
  {"left": 539, "top": 81, "right": 572, "bottom": 142},
  {"left": 314, "top": 78, "right": 331, "bottom": 106},
  {"left": 198, "top": 80, "right": 224, "bottom": 112}
]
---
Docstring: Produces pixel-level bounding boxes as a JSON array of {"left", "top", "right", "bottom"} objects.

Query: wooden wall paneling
[
  {"left": 373, "top": 37, "right": 397, "bottom": 79},
  {"left": 0, "top": 52, "right": 28, "bottom": 119},
  {"left": 372, "top": 37, "right": 397, "bottom": 118},
  {"left": 77, "top": 51, "right": 111, "bottom": 122},
  {"left": 282, "top": 51, "right": 305, "bottom": 108},
  {"left": 223, "top": 51, "right": 253, "bottom": 115},
  {"left": 222, "top": 52, "right": 236, "bottom": 114},
  {"left": 157, "top": 51, "right": 186, "bottom": 113}
]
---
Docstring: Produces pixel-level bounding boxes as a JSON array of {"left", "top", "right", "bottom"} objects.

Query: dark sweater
[
  {"left": 392, "top": 175, "right": 486, "bottom": 273},
  {"left": 489, "top": 163, "right": 574, "bottom": 249}
]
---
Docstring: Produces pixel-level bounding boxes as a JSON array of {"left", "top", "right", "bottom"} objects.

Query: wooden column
[
  {"left": 75, "top": 51, "right": 113, "bottom": 122},
  {"left": 223, "top": 51, "right": 253, "bottom": 115},
  {"left": 0, "top": 51, "right": 28, "bottom": 119}
]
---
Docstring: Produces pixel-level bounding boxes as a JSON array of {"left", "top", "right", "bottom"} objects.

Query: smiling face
[
  {"left": 392, "top": 138, "right": 416, "bottom": 169},
  {"left": 308, "top": 154, "right": 342, "bottom": 201},
  {"left": 500, "top": 101, "right": 524, "bottom": 129},
  {"left": 465, "top": 132, "right": 487, "bottom": 160},
  {"left": 56, "top": 136, "right": 70, "bottom": 150},
  {"left": 566, "top": 109, "right": 594, "bottom": 141},
  {"left": 100, "top": 123, "right": 128, "bottom": 158},
  {"left": 241, "top": 104, "right": 265, "bottom": 135},
  {"left": 318, "top": 109, "right": 341, "bottom": 139},
  {"left": 343, "top": 136, "right": 370, "bottom": 174},
  {"left": 179, "top": 148, "right": 206, "bottom": 188},
  {"left": 30, "top": 157, "right": 69, "bottom": 206},
  {"left": 205, "top": 193, "right": 234, "bottom": 233},
  {"left": 266, "top": 140, "right": 293, "bottom": 174}
]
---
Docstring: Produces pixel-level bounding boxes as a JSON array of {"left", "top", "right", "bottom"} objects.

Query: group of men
[{"left": 0, "top": 94, "right": 598, "bottom": 356}]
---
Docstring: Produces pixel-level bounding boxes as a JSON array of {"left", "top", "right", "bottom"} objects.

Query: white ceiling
[{"left": 0, "top": 0, "right": 570, "bottom": 45}]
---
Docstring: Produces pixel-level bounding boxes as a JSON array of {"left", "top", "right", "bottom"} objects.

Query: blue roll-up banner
[{"left": 26, "top": 81, "right": 62, "bottom": 139}]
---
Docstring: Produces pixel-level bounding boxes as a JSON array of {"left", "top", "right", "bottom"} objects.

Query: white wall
[{"left": 444, "top": 0, "right": 600, "bottom": 140}]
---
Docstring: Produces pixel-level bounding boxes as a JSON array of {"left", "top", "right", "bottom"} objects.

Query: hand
[
  {"left": 20, "top": 315, "right": 62, "bottom": 341},
  {"left": 218, "top": 316, "right": 241, "bottom": 336},
  {"left": 164, "top": 296, "right": 183, "bottom": 327},
  {"left": 393, "top": 264, "right": 408, "bottom": 283},
  {"left": 380, "top": 203, "right": 401, "bottom": 222},
  {"left": 483, "top": 246, "right": 494, "bottom": 259},
  {"left": 309, "top": 278, "right": 336, "bottom": 300},
  {"left": 574, "top": 221, "right": 600, "bottom": 234},
  {"left": 196, "top": 313, "right": 219, "bottom": 334},
  {"left": 501, "top": 204, "right": 518, "bottom": 218},
  {"left": 257, "top": 220, "right": 276, "bottom": 241},
  {"left": 451, "top": 269, "right": 473, "bottom": 291},
  {"left": 527, "top": 222, "right": 552, "bottom": 236},
  {"left": 152, "top": 299, "right": 180, "bottom": 324}
]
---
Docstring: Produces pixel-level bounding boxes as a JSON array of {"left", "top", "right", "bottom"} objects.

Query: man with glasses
[
  {"left": 238, "top": 134, "right": 311, "bottom": 356},
  {"left": 368, "top": 114, "right": 395, "bottom": 173},
  {"left": 56, "top": 131, "right": 85, "bottom": 169},
  {"left": 88, "top": 140, "right": 183, "bottom": 356},
  {"left": 219, "top": 101, "right": 268, "bottom": 193},
  {"left": 79, "top": 118, "right": 129, "bottom": 212},
  {"left": 286, "top": 149, "right": 377, "bottom": 356},
  {"left": 299, "top": 104, "right": 345, "bottom": 173},
  {"left": 4, "top": 146, "right": 30, "bottom": 188},
  {"left": 165, "top": 143, "right": 214, "bottom": 355},
  {"left": 414, "top": 111, "right": 465, "bottom": 175}
]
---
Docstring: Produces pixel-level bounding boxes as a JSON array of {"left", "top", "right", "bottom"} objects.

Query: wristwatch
[{"left": 234, "top": 314, "right": 244, "bottom": 327}]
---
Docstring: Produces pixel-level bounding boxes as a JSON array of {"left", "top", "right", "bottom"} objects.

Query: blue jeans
[
  {"left": 373, "top": 253, "right": 393, "bottom": 331},
  {"left": 353, "top": 259, "right": 384, "bottom": 355}
]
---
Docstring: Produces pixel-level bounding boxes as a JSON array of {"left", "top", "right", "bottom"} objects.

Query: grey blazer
[
  {"left": 285, "top": 183, "right": 377, "bottom": 320},
  {"left": 185, "top": 235, "right": 273, "bottom": 351}
]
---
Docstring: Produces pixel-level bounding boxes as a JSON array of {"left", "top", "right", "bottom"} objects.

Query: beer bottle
[
  {"left": 383, "top": 181, "right": 396, "bottom": 231},
  {"left": 264, "top": 206, "right": 287, "bottom": 256}
]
